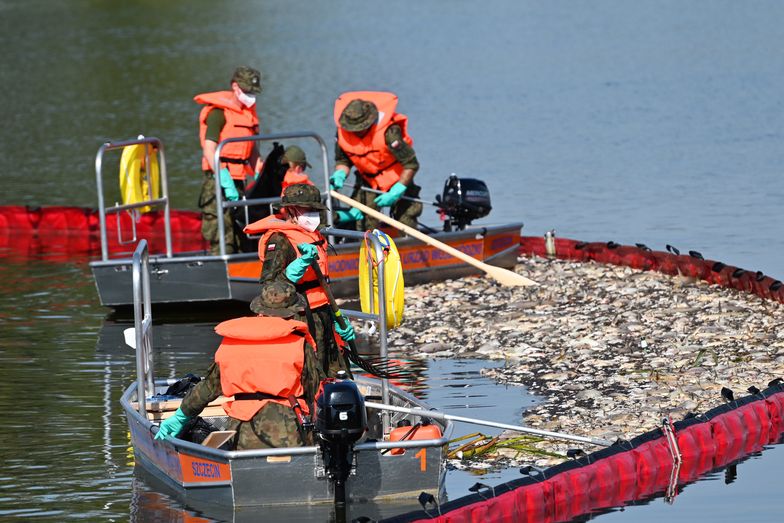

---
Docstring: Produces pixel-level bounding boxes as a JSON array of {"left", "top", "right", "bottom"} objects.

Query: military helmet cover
[
  {"left": 279, "top": 183, "right": 326, "bottom": 210},
  {"left": 282, "top": 145, "right": 312, "bottom": 168},
  {"left": 250, "top": 280, "right": 303, "bottom": 317},
  {"left": 231, "top": 66, "right": 262, "bottom": 94},
  {"left": 338, "top": 99, "right": 379, "bottom": 132}
]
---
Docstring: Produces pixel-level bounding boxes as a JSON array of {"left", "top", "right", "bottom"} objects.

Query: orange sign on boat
[{"left": 179, "top": 453, "right": 232, "bottom": 483}]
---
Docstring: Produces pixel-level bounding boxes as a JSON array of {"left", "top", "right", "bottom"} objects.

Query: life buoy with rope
[
  {"left": 359, "top": 229, "right": 405, "bottom": 329},
  {"left": 119, "top": 143, "right": 160, "bottom": 213}
]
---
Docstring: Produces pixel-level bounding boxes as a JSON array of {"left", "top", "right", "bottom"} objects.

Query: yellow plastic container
[
  {"left": 359, "top": 230, "right": 404, "bottom": 329},
  {"left": 119, "top": 143, "right": 160, "bottom": 213}
]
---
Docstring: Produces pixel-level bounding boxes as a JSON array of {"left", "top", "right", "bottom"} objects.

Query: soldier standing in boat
[
  {"left": 194, "top": 66, "right": 264, "bottom": 254},
  {"left": 244, "top": 183, "right": 355, "bottom": 377},
  {"left": 155, "top": 281, "right": 326, "bottom": 449},
  {"left": 330, "top": 91, "right": 422, "bottom": 230}
]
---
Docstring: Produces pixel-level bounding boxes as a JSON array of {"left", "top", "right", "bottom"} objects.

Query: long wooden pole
[{"left": 330, "top": 191, "right": 537, "bottom": 287}]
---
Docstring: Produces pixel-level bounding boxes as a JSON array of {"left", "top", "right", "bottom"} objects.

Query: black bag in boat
[
  {"left": 244, "top": 142, "right": 287, "bottom": 222},
  {"left": 235, "top": 142, "right": 288, "bottom": 252},
  {"left": 180, "top": 416, "right": 221, "bottom": 446},
  {"left": 162, "top": 373, "right": 201, "bottom": 397}
]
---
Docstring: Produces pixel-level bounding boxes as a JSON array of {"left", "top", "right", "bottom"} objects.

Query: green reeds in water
[{"left": 447, "top": 432, "right": 565, "bottom": 460}]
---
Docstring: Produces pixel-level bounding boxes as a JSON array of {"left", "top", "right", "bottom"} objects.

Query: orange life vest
[
  {"left": 244, "top": 215, "right": 330, "bottom": 308},
  {"left": 214, "top": 316, "right": 316, "bottom": 421},
  {"left": 195, "top": 90, "right": 260, "bottom": 180},
  {"left": 280, "top": 171, "right": 314, "bottom": 195},
  {"left": 334, "top": 91, "right": 413, "bottom": 192}
]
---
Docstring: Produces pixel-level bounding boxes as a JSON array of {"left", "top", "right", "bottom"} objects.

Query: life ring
[
  {"left": 359, "top": 229, "right": 404, "bottom": 329},
  {"left": 119, "top": 143, "right": 160, "bottom": 213}
]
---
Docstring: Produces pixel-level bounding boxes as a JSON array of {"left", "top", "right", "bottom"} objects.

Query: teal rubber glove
[
  {"left": 334, "top": 316, "right": 355, "bottom": 342},
  {"left": 296, "top": 242, "right": 318, "bottom": 261},
  {"left": 330, "top": 169, "right": 347, "bottom": 190},
  {"left": 219, "top": 168, "right": 240, "bottom": 201},
  {"left": 373, "top": 182, "right": 407, "bottom": 207},
  {"left": 285, "top": 243, "right": 318, "bottom": 283},
  {"left": 155, "top": 407, "right": 190, "bottom": 440},
  {"left": 335, "top": 207, "right": 364, "bottom": 224}
]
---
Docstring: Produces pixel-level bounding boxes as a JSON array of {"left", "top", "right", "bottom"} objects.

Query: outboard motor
[
  {"left": 435, "top": 174, "right": 492, "bottom": 231},
  {"left": 313, "top": 372, "right": 368, "bottom": 514}
]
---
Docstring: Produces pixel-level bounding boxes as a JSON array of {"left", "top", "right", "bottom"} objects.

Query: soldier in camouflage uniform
[
  {"left": 330, "top": 93, "right": 422, "bottom": 231},
  {"left": 198, "top": 175, "right": 241, "bottom": 255},
  {"left": 155, "top": 281, "right": 326, "bottom": 449},
  {"left": 244, "top": 183, "right": 355, "bottom": 378},
  {"left": 196, "top": 66, "right": 264, "bottom": 255}
]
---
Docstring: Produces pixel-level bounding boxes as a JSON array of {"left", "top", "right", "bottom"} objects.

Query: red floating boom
[
  {"left": 520, "top": 236, "right": 784, "bottom": 303},
  {"left": 0, "top": 205, "right": 206, "bottom": 260},
  {"left": 382, "top": 383, "right": 784, "bottom": 523}
]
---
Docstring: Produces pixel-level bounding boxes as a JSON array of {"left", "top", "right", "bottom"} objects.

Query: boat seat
[{"left": 131, "top": 395, "right": 233, "bottom": 421}]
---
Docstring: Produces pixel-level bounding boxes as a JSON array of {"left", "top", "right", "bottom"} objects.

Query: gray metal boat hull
[
  {"left": 92, "top": 223, "right": 522, "bottom": 307},
  {"left": 122, "top": 376, "right": 451, "bottom": 508}
]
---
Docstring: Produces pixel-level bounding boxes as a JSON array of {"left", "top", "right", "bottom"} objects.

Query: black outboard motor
[
  {"left": 313, "top": 373, "right": 368, "bottom": 515},
  {"left": 435, "top": 174, "right": 492, "bottom": 232}
]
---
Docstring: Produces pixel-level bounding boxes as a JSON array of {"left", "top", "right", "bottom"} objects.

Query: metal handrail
[
  {"left": 119, "top": 380, "right": 452, "bottom": 462},
  {"left": 131, "top": 240, "right": 154, "bottom": 415},
  {"left": 126, "top": 226, "right": 391, "bottom": 427},
  {"left": 322, "top": 228, "right": 390, "bottom": 429},
  {"left": 121, "top": 194, "right": 392, "bottom": 432},
  {"left": 212, "top": 131, "right": 333, "bottom": 256},
  {"left": 94, "top": 136, "right": 172, "bottom": 261}
]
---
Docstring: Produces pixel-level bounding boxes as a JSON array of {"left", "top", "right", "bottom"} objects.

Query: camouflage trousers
[
  {"left": 198, "top": 174, "right": 240, "bottom": 255},
  {"left": 351, "top": 179, "right": 423, "bottom": 231},
  {"left": 225, "top": 402, "right": 312, "bottom": 450},
  {"left": 307, "top": 306, "right": 352, "bottom": 378}
]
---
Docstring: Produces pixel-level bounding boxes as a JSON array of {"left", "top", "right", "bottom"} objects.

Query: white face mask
[
  {"left": 296, "top": 211, "right": 321, "bottom": 232},
  {"left": 237, "top": 90, "right": 256, "bottom": 108}
]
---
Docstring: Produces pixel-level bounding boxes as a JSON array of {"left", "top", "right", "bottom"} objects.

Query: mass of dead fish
[{"left": 386, "top": 255, "right": 784, "bottom": 467}]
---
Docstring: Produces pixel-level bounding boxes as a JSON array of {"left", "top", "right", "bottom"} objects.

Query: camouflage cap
[
  {"left": 338, "top": 99, "right": 378, "bottom": 132},
  {"left": 279, "top": 183, "right": 326, "bottom": 210},
  {"left": 281, "top": 145, "right": 312, "bottom": 168},
  {"left": 250, "top": 281, "right": 303, "bottom": 317},
  {"left": 231, "top": 66, "right": 262, "bottom": 94}
]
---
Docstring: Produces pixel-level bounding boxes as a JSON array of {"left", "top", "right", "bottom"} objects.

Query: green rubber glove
[
  {"left": 334, "top": 315, "right": 355, "bottom": 342},
  {"left": 373, "top": 182, "right": 407, "bottom": 207},
  {"left": 219, "top": 168, "right": 240, "bottom": 201},
  {"left": 285, "top": 243, "right": 318, "bottom": 283},
  {"left": 155, "top": 407, "right": 190, "bottom": 440},
  {"left": 330, "top": 169, "right": 347, "bottom": 190},
  {"left": 335, "top": 207, "right": 364, "bottom": 224}
]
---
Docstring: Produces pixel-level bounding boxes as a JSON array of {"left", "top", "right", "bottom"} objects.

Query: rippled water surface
[{"left": 1, "top": 0, "right": 783, "bottom": 521}]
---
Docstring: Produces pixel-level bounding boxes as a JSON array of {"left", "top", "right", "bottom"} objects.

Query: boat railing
[
  {"left": 127, "top": 226, "right": 395, "bottom": 430},
  {"left": 213, "top": 131, "right": 334, "bottom": 256},
  {"left": 131, "top": 240, "right": 154, "bottom": 416},
  {"left": 95, "top": 136, "right": 172, "bottom": 261}
]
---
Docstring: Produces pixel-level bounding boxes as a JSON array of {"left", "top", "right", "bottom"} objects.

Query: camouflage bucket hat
[
  {"left": 338, "top": 99, "right": 378, "bottom": 132},
  {"left": 231, "top": 66, "right": 262, "bottom": 94},
  {"left": 279, "top": 183, "right": 326, "bottom": 210},
  {"left": 282, "top": 145, "right": 312, "bottom": 168},
  {"left": 250, "top": 281, "right": 303, "bottom": 317}
]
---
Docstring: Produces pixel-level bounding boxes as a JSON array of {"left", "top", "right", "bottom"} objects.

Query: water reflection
[
  {"left": 130, "top": 465, "right": 426, "bottom": 523},
  {"left": 575, "top": 433, "right": 784, "bottom": 523}
]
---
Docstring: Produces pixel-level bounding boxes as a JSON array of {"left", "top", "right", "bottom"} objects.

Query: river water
[{"left": 1, "top": 0, "right": 782, "bottom": 521}]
